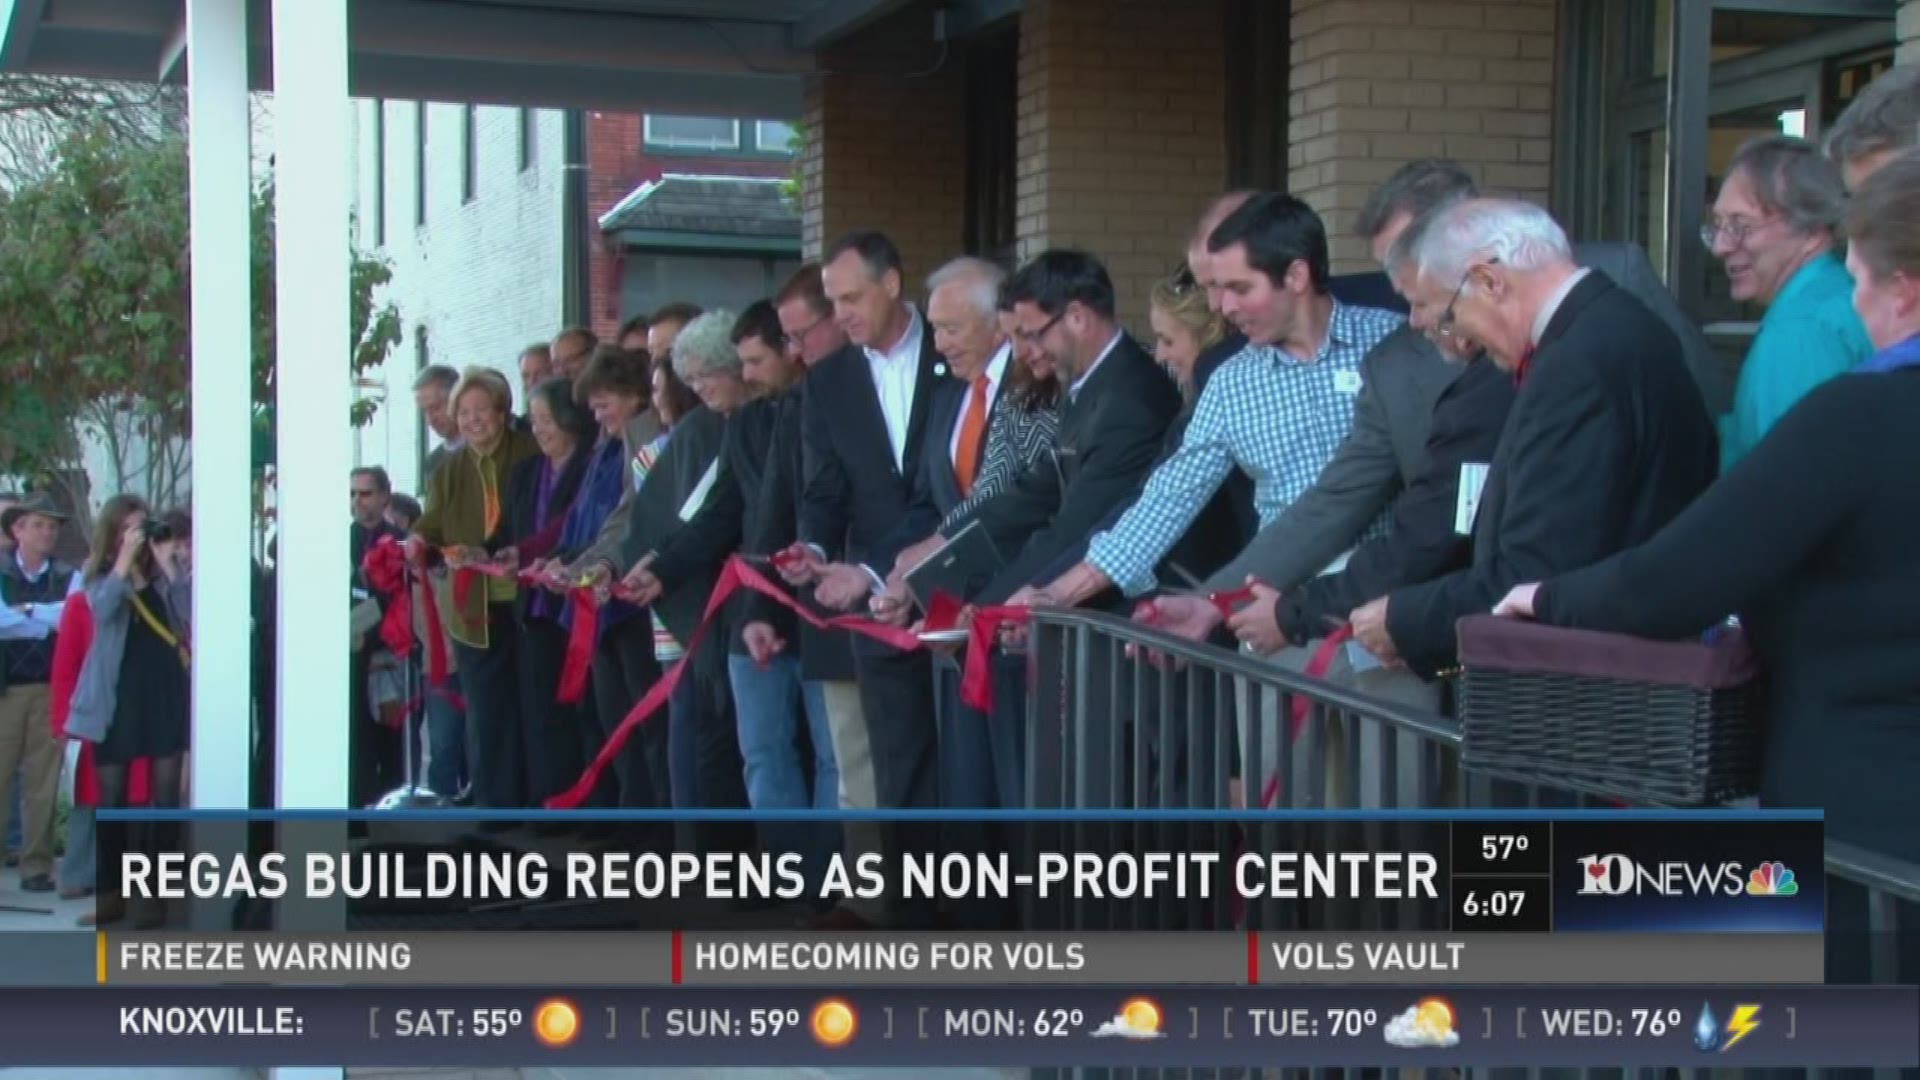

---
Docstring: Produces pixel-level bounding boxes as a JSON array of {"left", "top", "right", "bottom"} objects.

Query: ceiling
[{"left": 0, "top": 0, "right": 941, "bottom": 118}]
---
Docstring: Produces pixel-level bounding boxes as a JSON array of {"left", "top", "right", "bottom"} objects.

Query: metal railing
[{"left": 1018, "top": 608, "right": 1919, "bottom": 960}]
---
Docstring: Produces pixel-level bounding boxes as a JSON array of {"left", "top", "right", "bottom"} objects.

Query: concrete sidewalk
[{"left": 0, "top": 869, "right": 90, "bottom": 931}]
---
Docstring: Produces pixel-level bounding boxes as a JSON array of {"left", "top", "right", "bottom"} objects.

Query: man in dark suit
[
  {"left": 782, "top": 231, "right": 953, "bottom": 836},
  {"left": 1350, "top": 198, "right": 1718, "bottom": 676},
  {"left": 940, "top": 250, "right": 1182, "bottom": 604}
]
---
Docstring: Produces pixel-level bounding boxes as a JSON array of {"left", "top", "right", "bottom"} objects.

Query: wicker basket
[{"left": 1454, "top": 614, "right": 1766, "bottom": 806}]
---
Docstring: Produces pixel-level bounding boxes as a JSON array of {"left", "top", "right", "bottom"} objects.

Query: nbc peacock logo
[{"left": 1745, "top": 861, "right": 1799, "bottom": 897}]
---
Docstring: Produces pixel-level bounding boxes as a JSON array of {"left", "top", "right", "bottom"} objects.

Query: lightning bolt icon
[{"left": 1723, "top": 1005, "right": 1762, "bottom": 1051}]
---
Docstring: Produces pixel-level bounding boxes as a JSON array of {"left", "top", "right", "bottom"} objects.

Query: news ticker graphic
[
  {"left": 34, "top": 930, "right": 1819, "bottom": 987},
  {"left": 92, "top": 812, "right": 1827, "bottom": 936},
  {"left": 0, "top": 985, "right": 1911, "bottom": 1068}
]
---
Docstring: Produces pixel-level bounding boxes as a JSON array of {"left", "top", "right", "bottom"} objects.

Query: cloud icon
[
  {"left": 1384, "top": 1004, "right": 1460, "bottom": 1049},
  {"left": 1092, "top": 998, "right": 1166, "bottom": 1040}
]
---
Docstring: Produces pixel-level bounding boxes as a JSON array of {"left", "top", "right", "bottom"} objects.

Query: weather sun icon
[
  {"left": 1383, "top": 997, "right": 1461, "bottom": 1049},
  {"left": 1091, "top": 996, "right": 1167, "bottom": 1039}
]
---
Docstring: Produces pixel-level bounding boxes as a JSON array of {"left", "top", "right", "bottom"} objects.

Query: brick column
[
  {"left": 800, "top": 10, "right": 967, "bottom": 282},
  {"left": 1015, "top": 0, "right": 1229, "bottom": 335},
  {"left": 1288, "top": 0, "right": 1557, "bottom": 272},
  {"left": 1900, "top": 0, "right": 1919, "bottom": 63}
]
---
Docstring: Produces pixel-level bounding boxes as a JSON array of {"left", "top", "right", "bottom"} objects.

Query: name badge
[
  {"left": 1333, "top": 370, "right": 1363, "bottom": 395},
  {"left": 1454, "top": 462, "right": 1490, "bottom": 535}
]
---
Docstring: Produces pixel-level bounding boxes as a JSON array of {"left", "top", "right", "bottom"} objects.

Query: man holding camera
[{"left": 0, "top": 494, "right": 82, "bottom": 892}]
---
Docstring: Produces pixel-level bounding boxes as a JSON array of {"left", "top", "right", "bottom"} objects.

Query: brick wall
[
  {"left": 1901, "top": 0, "right": 1919, "bottom": 63},
  {"left": 799, "top": 7, "right": 968, "bottom": 287},
  {"left": 1015, "top": 0, "right": 1228, "bottom": 334},
  {"left": 586, "top": 113, "right": 792, "bottom": 339},
  {"left": 1288, "top": 0, "right": 1557, "bottom": 272}
]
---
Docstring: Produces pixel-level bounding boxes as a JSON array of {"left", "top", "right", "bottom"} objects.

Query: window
[
  {"left": 644, "top": 115, "right": 741, "bottom": 152},
  {"left": 372, "top": 101, "right": 386, "bottom": 247},
  {"left": 413, "top": 102, "right": 427, "bottom": 226},
  {"left": 461, "top": 104, "right": 477, "bottom": 202},
  {"left": 754, "top": 119, "right": 799, "bottom": 154},
  {"left": 643, "top": 115, "right": 798, "bottom": 155},
  {"left": 518, "top": 108, "right": 534, "bottom": 171}
]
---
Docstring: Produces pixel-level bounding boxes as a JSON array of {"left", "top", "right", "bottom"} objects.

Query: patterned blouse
[{"left": 942, "top": 392, "right": 1061, "bottom": 530}]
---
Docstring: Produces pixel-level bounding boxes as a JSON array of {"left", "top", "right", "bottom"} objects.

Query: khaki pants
[
  {"left": 818, "top": 677, "right": 899, "bottom": 922},
  {"left": 1238, "top": 638, "right": 1443, "bottom": 809},
  {"left": 0, "top": 683, "right": 61, "bottom": 879}
]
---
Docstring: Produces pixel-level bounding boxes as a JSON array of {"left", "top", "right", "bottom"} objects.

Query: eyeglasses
[
  {"left": 1014, "top": 310, "right": 1066, "bottom": 344},
  {"left": 351, "top": 489, "right": 380, "bottom": 499},
  {"left": 1436, "top": 257, "right": 1499, "bottom": 338},
  {"left": 784, "top": 317, "right": 827, "bottom": 349},
  {"left": 1699, "top": 215, "right": 1772, "bottom": 249}
]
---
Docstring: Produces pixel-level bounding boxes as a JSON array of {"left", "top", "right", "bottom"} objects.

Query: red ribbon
[
  {"left": 1260, "top": 625, "right": 1355, "bottom": 809},
  {"left": 546, "top": 556, "right": 929, "bottom": 809},
  {"left": 961, "top": 606, "right": 1028, "bottom": 713},
  {"left": 557, "top": 588, "right": 598, "bottom": 705}
]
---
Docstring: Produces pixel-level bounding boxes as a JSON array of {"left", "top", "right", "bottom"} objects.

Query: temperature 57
[{"left": 1453, "top": 822, "right": 1551, "bottom": 875}]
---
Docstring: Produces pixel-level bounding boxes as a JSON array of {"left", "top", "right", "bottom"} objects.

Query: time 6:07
[{"left": 1459, "top": 890, "right": 1526, "bottom": 918}]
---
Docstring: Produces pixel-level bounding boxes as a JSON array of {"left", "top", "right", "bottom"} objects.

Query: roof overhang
[{"left": 0, "top": 0, "right": 938, "bottom": 118}]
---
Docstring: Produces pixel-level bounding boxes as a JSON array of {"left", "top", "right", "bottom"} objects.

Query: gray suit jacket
[
  {"left": 1207, "top": 240, "right": 1717, "bottom": 595},
  {"left": 1205, "top": 324, "right": 1457, "bottom": 592}
]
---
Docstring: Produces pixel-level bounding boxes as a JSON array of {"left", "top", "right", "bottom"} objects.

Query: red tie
[
  {"left": 954, "top": 375, "right": 991, "bottom": 496},
  {"left": 1514, "top": 346, "right": 1536, "bottom": 387}
]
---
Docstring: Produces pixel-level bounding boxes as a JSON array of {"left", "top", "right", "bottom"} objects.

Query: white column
[
  {"left": 184, "top": 0, "right": 253, "bottom": 811},
  {"left": 271, "top": 0, "right": 352, "bottom": 810}
]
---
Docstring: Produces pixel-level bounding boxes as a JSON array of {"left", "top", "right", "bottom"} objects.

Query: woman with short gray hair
[
  {"left": 1705, "top": 134, "right": 1874, "bottom": 468},
  {"left": 671, "top": 310, "right": 751, "bottom": 417}
]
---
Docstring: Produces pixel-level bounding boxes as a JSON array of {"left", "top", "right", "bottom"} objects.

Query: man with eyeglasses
[
  {"left": 549, "top": 327, "right": 598, "bottom": 381},
  {"left": 1707, "top": 135, "right": 1873, "bottom": 469},
  {"left": 1347, "top": 198, "right": 1716, "bottom": 677}
]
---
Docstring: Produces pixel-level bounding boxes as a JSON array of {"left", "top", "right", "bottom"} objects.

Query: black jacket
[
  {"left": 649, "top": 396, "right": 784, "bottom": 656},
  {"left": 617, "top": 406, "right": 728, "bottom": 646},
  {"left": 747, "top": 388, "right": 856, "bottom": 681},
  {"left": 1280, "top": 355, "right": 1515, "bottom": 644},
  {"left": 867, "top": 375, "right": 973, "bottom": 578},
  {"left": 502, "top": 443, "right": 592, "bottom": 622},
  {"left": 1029, "top": 331, "right": 1256, "bottom": 597},
  {"left": 955, "top": 333, "right": 1182, "bottom": 604},
  {"left": 1537, "top": 368, "right": 1920, "bottom": 860},
  {"left": 1386, "top": 271, "right": 1718, "bottom": 676}
]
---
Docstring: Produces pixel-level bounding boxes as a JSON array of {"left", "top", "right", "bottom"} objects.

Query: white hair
[
  {"left": 1412, "top": 198, "right": 1573, "bottom": 287},
  {"left": 926, "top": 256, "right": 1005, "bottom": 317},
  {"left": 670, "top": 309, "right": 741, "bottom": 382}
]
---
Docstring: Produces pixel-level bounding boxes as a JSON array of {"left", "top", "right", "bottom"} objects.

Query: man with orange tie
[{"left": 863, "top": 256, "right": 1013, "bottom": 599}]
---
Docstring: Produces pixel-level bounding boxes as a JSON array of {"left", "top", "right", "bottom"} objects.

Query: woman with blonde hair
[
  {"left": 1148, "top": 265, "right": 1229, "bottom": 400},
  {"left": 412, "top": 365, "right": 539, "bottom": 808}
]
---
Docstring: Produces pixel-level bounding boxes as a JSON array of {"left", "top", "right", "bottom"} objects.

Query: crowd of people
[{"left": 4, "top": 64, "right": 1915, "bottom": 933}]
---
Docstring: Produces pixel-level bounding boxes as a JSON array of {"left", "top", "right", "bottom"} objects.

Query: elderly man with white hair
[{"left": 1348, "top": 198, "right": 1718, "bottom": 677}]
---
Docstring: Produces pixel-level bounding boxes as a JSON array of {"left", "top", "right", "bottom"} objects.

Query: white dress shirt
[
  {"left": 1069, "top": 331, "right": 1125, "bottom": 403},
  {"left": 864, "top": 305, "right": 925, "bottom": 470},
  {"left": 948, "top": 342, "right": 1011, "bottom": 468},
  {"left": 1531, "top": 267, "right": 1592, "bottom": 346}
]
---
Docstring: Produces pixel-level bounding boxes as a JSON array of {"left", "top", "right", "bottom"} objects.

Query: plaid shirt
[{"left": 1086, "top": 300, "right": 1404, "bottom": 597}]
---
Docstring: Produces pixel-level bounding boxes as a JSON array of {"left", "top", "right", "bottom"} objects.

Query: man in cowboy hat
[{"left": 0, "top": 493, "right": 82, "bottom": 892}]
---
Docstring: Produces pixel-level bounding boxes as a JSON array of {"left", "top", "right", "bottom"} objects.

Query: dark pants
[
  {"left": 349, "top": 647, "right": 400, "bottom": 808},
  {"left": 934, "top": 655, "right": 1025, "bottom": 930},
  {"left": 516, "top": 617, "right": 591, "bottom": 808},
  {"left": 590, "top": 615, "right": 666, "bottom": 808},
  {"left": 453, "top": 604, "right": 523, "bottom": 808},
  {"left": 856, "top": 647, "right": 938, "bottom": 924},
  {"left": 668, "top": 642, "right": 752, "bottom": 854}
]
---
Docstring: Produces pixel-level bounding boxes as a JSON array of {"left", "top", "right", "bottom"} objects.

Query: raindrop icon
[{"left": 1694, "top": 1003, "right": 1720, "bottom": 1052}]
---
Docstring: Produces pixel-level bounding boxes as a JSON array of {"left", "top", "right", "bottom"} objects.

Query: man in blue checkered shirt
[{"left": 1032, "top": 193, "right": 1403, "bottom": 605}]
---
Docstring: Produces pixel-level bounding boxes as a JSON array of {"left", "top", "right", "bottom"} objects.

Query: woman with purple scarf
[{"left": 536, "top": 347, "right": 668, "bottom": 809}]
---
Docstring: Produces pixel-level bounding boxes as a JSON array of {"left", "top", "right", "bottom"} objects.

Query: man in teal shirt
[{"left": 1706, "top": 135, "right": 1874, "bottom": 469}]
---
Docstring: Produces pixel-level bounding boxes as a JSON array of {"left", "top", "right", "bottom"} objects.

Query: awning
[{"left": 599, "top": 172, "right": 800, "bottom": 253}]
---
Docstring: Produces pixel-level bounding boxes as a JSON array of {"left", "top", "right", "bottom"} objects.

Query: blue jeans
[
  {"left": 61, "top": 804, "right": 95, "bottom": 891},
  {"left": 424, "top": 684, "right": 468, "bottom": 800},
  {"left": 728, "top": 655, "right": 841, "bottom": 888}
]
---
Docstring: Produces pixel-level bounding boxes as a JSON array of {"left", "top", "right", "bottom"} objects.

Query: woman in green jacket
[{"left": 411, "top": 367, "right": 538, "bottom": 808}]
